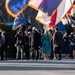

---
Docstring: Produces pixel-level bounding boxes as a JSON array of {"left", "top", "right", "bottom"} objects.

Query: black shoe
[
  {"left": 16, "top": 58, "right": 18, "bottom": 60},
  {"left": 6, "top": 58, "right": 7, "bottom": 60},
  {"left": 57, "top": 58, "right": 62, "bottom": 60},
  {"left": 70, "top": 57, "right": 74, "bottom": 59},
  {"left": 1, "top": 59, "right": 4, "bottom": 61}
]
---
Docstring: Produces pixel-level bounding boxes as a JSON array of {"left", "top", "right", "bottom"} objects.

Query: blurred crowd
[
  {"left": 13, "top": 26, "right": 75, "bottom": 60},
  {"left": 0, "top": 25, "right": 75, "bottom": 61}
]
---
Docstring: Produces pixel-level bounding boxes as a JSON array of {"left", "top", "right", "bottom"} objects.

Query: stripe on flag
[{"left": 28, "top": 0, "right": 43, "bottom": 9}]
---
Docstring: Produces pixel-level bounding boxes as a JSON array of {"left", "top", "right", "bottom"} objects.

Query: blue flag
[
  {"left": 12, "top": 14, "right": 26, "bottom": 30},
  {"left": 56, "top": 22, "right": 66, "bottom": 34},
  {"left": 5, "top": 0, "right": 29, "bottom": 30},
  {"left": 5, "top": 0, "right": 29, "bottom": 17}
]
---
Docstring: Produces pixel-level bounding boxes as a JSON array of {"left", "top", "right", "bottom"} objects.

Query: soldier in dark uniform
[{"left": 54, "top": 28, "right": 63, "bottom": 60}]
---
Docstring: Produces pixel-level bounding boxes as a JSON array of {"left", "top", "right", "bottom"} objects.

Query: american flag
[{"left": 29, "top": 0, "right": 74, "bottom": 28}]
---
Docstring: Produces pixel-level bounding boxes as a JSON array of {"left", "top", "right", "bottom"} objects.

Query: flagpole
[
  {"left": 70, "top": 0, "right": 73, "bottom": 5},
  {"left": 65, "top": 14, "right": 71, "bottom": 25},
  {"left": 70, "top": 0, "right": 75, "bottom": 8},
  {"left": 65, "top": 0, "right": 74, "bottom": 25}
]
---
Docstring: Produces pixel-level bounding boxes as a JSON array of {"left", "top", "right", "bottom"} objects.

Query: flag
[
  {"left": 5, "top": 0, "right": 29, "bottom": 30},
  {"left": 35, "top": 10, "right": 51, "bottom": 27},
  {"left": 29, "top": 0, "right": 62, "bottom": 28},
  {"left": 28, "top": 0, "right": 43, "bottom": 9},
  {"left": 56, "top": 21, "right": 66, "bottom": 34},
  {"left": 12, "top": 14, "right": 26, "bottom": 30},
  {"left": 34, "top": 0, "right": 74, "bottom": 28},
  {"left": 67, "top": 0, "right": 75, "bottom": 14},
  {"left": 67, "top": 7, "right": 72, "bottom": 14},
  {"left": 5, "top": 0, "right": 29, "bottom": 17},
  {"left": 65, "top": 1, "right": 75, "bottom": 25},
  {"left": 28, "top": 0, "right": 62, "bottom": 16},
  {"left": 39, "top": 0, "right": 62, "bottom": 16}
]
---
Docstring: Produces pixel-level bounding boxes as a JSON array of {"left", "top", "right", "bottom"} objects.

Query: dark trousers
[
  {"left": 36, "top": 49, "right": 39, "bottom": 59},
  {"left": 0, "top": 46, "right": 3, "bottom": 60},
  {"left": 1, "top": 45, "right": 7, "bottom": 60},
  {"left": 55, "top": 47, "right": 62, "bottom": 59},
  {"left": 50, "top": 42, "right": 54, "bottom": 59},
  {"left": 24, "top": 44, "right": 30, "bottom": 60},
  {"left": 69, "top": 45, "right": 73, "bottom": 59},
  {"left": 32, "top": 45, "right": 39, "bottom": 60}
]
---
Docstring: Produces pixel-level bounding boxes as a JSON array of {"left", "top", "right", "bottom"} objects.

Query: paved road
[{"left": 0, "top": 59, "right": 75, "bottom": 75}]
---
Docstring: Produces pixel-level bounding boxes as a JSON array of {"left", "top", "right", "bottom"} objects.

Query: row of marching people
[
  {"left": 14, "top": 26, "right": 75, "bottom": 60},
  {"left": 41, "top": 28, "right": 75, "bottom": 60},
  {"left": 15, "top": 26, "right": 41, "bottom": 60}
]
